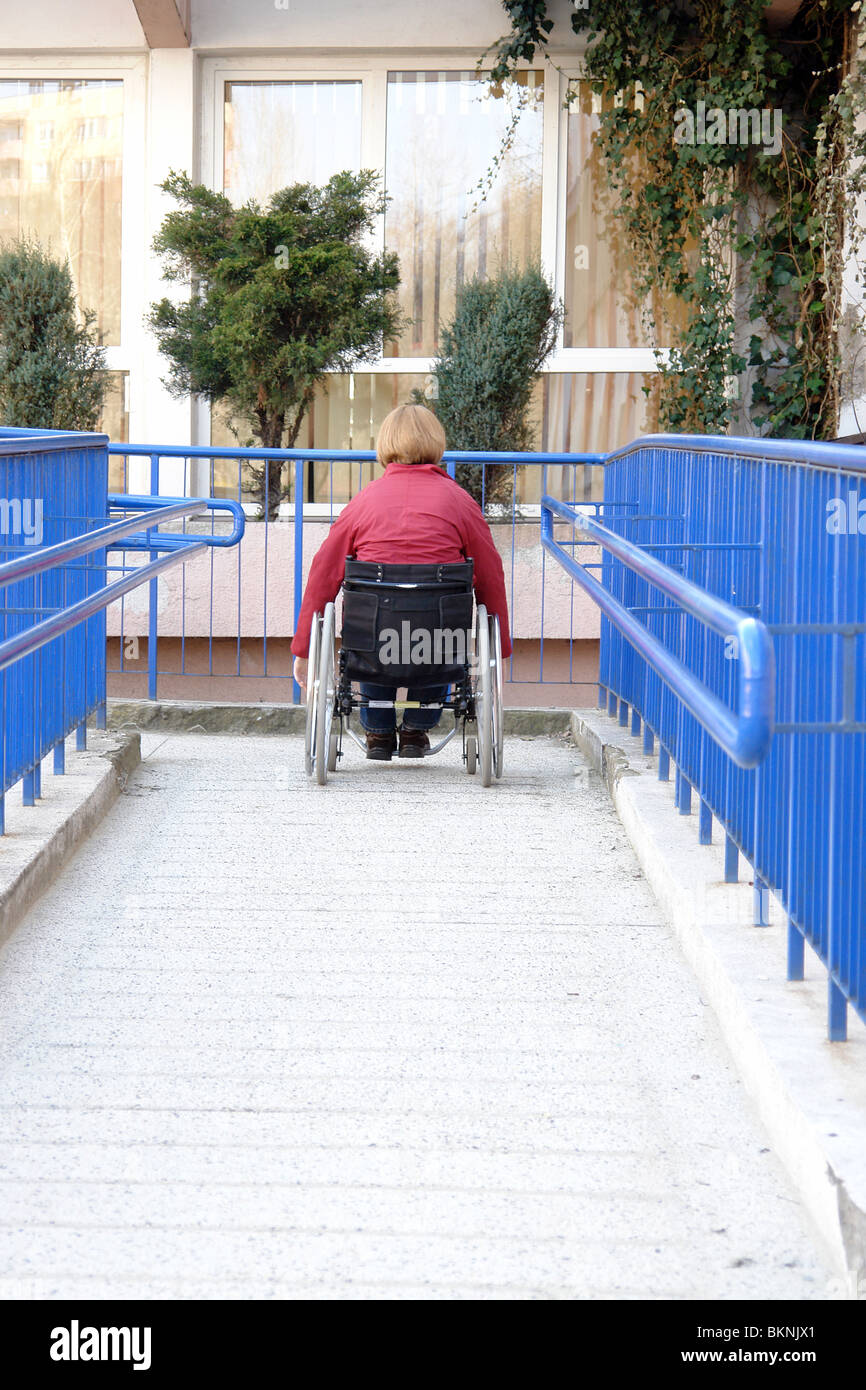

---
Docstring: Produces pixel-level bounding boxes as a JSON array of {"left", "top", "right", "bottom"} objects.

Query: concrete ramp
[{"left": 0, "top": 732, "right": 832, "bottom": 1299}]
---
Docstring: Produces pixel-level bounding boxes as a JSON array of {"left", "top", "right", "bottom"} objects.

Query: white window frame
[{"left": 200, "top": 52, "right": 661, "bottom": 390}]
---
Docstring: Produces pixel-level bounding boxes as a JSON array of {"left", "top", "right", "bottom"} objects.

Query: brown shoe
[
  {"left": 398, "top": 726, "right": 430, "bottom": 758},
  {"left": 365, "top": 730, "right": 397, "bottom": 761}
]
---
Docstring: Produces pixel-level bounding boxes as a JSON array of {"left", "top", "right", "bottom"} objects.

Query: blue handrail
[
  {"left": 0, "top": 500, "right": 216, "bottom": 591},
  {"left": 107, "top": 494, "right": 246, "bottom": 549},
  {"left": 0, "top": 440, "right": 247, "bottom": 827},
  {"left": 570, "top": 432, "right": 866, "bottom": 1042},
  {"left": 605, "top": 431, "right": 866, "bottom": 474},
  {"left": 541, "top": 496, "right": 775, "bottom": 768},
  {"left": 0, "top": 543, "right": 207, "bottom": 676},
  {"left": 0, "top": 426, "right": 109, "bottom": 453},
  {"left": 0, "top": 495, "right": 245, "bottom": 674},
  {"left": 108, "top": 443, "right": 605, "bottom": 466}
]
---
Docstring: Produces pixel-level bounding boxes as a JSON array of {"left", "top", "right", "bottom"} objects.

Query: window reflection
[
  {"left": 564, "top": 84, "right": 685, "bottom": 348},
  {"left": 208, "top": 371, "right": 653, "bottom": 508},
  {"left": 224, "top": 81, "right": 362, "bottom": 205},
  {"left": 385, "top": 71, "right": 544, "bottom": 357},
  {"left": 0, "top": 79, "right": 123, "bottom": 344}
]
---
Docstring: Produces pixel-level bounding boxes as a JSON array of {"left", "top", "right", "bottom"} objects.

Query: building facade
[
  {"left": 1, "top": 0, "right": 671, "bottom": 481},
  {"left": 4, "top": 1, "right": 864, "bottom": 703}
]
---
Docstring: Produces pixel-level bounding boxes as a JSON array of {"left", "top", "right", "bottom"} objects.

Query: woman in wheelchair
[{"left": 291, "top": 404, "right": 512, "bottom": 761}]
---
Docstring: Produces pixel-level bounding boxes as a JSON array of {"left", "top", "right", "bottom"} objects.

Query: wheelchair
[{"left": 304, "top": 559, "right": 504, "bottom": 787}]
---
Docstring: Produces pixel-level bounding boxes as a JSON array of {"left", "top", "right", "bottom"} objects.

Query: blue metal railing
[
  {"left": 0, "top": 429, "right": 244, "bottom": 831},
  {"left": 0, "top": 427, "right": 108, "bottom": 820},
  {"left": 541, "top": 498, "right": 775, "bottom": 767},
  {"left": 8, "top": 426, "right": 863, "bottom": 1045},
  {"left": 106, "top": 444, "right": 604, "bottom": 703},
  {"left": 543, "top": 433, "right": 866, "bottom": 1041}
]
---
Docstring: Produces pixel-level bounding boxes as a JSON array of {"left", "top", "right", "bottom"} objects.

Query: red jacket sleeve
[
  {"left": 459, "top": 498, "right": 513, "bottom": 658},
  {"left": 290, "top": 504, "right": 358, "bottom": 658}
]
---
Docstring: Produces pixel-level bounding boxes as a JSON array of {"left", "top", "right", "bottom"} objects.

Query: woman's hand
[{"left": 293, "top": 657, "right": 308, "bottom": 691}]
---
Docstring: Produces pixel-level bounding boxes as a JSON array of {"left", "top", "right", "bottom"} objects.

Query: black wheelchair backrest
[{"left": 340, "top": 559, "right": 474, "bottom": 684}]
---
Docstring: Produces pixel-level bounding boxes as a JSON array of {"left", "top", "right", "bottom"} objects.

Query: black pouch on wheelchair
[
  {"left": 439, "top": 591, "right": 474, "bottom": 634},
  {"left": 340, "top": 590, "right": 379, "bottom": 652},
  {"left": 341, "top": 559, "right": 474, "bottom": 684}
]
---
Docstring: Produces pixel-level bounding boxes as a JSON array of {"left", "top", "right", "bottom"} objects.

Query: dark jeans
[{"left": 360, "top": 683, "right": 448, "bottom": 733}]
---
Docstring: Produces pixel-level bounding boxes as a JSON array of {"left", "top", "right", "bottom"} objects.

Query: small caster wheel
[{"left": 465, "top": 734, "right": 478, "bottom": 775}]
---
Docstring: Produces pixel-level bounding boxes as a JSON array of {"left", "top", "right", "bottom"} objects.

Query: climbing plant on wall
[{"left": 486, "top": 0, "right": 866, "bottom": 439}]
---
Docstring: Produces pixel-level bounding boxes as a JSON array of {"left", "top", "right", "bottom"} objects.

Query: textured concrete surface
[
  {"left": 0, "top": 731, "right": 140, "bottom": 952},
  {"left": 0, "top": 730, "right": 837, "bottom": 1300},
  {"left": 571, "top": 708, "right": 866, "bottom": 1299},
  {"left": 107, "top": 699, "right": 573, "bottom": 738}
]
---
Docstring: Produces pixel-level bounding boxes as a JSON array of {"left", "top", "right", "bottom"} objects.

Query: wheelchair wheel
[
  {"left": 491, "top": 613, "right": 504, "bottom": 780},
  {"left": 475, "top": 604, "right": 493, "bottom": 787},
  {"left": 465, "top": 733, "right": 477, "bottom": 775},
  {"left": 304, "top": 612, "right": 321, "bottom": 777},
  {"left": 314, "top": 603, "right": 337, "bottom": 786},
  {"left": 327, "top": 721, "right": 339, "bottom": 773}
]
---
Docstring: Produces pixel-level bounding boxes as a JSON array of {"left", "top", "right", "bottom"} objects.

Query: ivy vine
[{"left": 487, "top": 0, "right": 866, "bottom": 439}]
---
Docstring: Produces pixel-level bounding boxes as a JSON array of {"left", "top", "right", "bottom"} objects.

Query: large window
[
  {"left": 0, "top": 79, "right": 123, "bottom": 344},
  {"left": 208, "top": 62, "right": 661, "bottom": 504},
  {"left": 384, "top": 70, "right": 544, "bottom": 356}
]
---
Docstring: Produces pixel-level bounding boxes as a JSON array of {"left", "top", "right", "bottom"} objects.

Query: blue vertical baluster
[
  {"left": 539, "top": 463, "right": 546, "bottom": 684},
  {"left": 787, "top": 918, "right": 805, "bottom": 981},
  {"left": 293, "top": 457, "right": 304, "bottom": 705},
  {"left": 147, "top": 452, "right": 159, "bottom": 701},
  {"left": 725, "top": 834, "right": 738, "bottom": 883},
  {"left": 0, "top": 667, "right": 5, "bottom": 835},
  {"left": 753, "top": 874, "right": 769, "bottom": 927},
  {"left": 829, "top": 979, "right": 848, "bottom": 1042}
]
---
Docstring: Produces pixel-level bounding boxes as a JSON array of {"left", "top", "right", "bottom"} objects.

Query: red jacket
[{"left": 291, "top": 462, "right": 513, "bottom": 659}]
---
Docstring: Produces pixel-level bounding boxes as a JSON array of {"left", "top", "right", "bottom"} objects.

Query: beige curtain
[{"left": 564, "top": 84, "right": 686, "bottom": 348}]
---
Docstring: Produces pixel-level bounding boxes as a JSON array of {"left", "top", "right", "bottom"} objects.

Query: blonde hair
[{"left": 376, "top": 404, "right": 447, "bottom": 467}]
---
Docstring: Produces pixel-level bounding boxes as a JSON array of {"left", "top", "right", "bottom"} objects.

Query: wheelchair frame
[{"left": 304, "top": 598, "right": 504, "bottom": 787}]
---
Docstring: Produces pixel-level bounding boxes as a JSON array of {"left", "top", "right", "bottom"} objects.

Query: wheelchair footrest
[{"left": 365, "top": 699, "right": 443, "bottom": 709}]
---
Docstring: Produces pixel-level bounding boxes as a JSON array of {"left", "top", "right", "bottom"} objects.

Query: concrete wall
[
  {"left": 194, "top": 0, "right": 580, "bottom": 54},
  {"left": 3, "top": 1, "right": 146, "bottom": 48},
  {"left": 106, "top": 636, "right": 600, "bottom": 706},
  {"left": 106, "top": 523, "right": 602, "bottom": 642}
]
